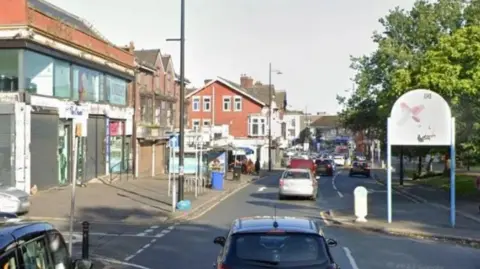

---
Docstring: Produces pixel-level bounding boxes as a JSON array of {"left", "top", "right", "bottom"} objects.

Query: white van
[{"left": 333, "top": 155, "right": 346, "bottom": 166}]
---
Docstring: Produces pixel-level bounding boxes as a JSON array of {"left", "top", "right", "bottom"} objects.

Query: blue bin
[{"left": 211, "top": 171, "right": 224, "bottom": 190}]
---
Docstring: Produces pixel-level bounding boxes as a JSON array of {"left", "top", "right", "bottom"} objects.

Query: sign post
[
  {"left": 387, "top": 89, "right": 455, "bottom": 227},
  {"left": 168, "top": 135, "right": 179, "bottom": 212}
]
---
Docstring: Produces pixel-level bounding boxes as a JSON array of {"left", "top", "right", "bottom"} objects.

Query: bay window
[{"left": 248, "top": 116, "right": 267, "bottom": 136}]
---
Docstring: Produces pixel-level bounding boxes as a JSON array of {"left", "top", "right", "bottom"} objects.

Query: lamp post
[
  {"left": 268, "top": 63, "right": 282, "bottom": 171},
  {"left": 166, "top": 0, "right": 186, "bottom": 202}
]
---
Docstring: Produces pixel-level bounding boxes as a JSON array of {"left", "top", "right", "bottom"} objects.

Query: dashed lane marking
[
  {"left": 125, "top": 225, "right": 175, "bottom": 261},
  {"left": 343, "top": 247, "right": 360, "bottom": 269}
]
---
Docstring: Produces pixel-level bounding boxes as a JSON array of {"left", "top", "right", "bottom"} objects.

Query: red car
[{"left": 288, "top": 158, "right": 316, "bottom": 174}]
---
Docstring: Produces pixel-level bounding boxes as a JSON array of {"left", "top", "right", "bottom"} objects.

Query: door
[
  {"left": 138, "top": 142, "right": 153, "bottom": 177},
  {"left": 155, "top": 142, "right": 166, "bottom": 175},
  {"left": 86, "top": 116, "right": 106, "bottom": 180},
  {"left": 30, "top": 113, "right": 59, "bottom": 190}
]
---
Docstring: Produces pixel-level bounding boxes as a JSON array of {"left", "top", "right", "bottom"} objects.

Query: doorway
[{"left": 58, "top": 121, "right": 71, "bottom": 185}]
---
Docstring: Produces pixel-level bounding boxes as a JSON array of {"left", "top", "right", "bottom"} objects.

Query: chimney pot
[{"left": 240, "top": 74, "right": 254, "bottom": 88}]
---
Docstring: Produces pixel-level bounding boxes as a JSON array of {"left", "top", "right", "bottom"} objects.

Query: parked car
[
  {"left": 315, "top": 159, "right": 335, "bottom": 176},
  {"left": 278, "top": 168, "right": 318, "bottom": 200},
  {"left": 349, "top": 161, "right": 371, "bottom": 177},
  {"left": 213, "top": 216, "right": 339, "bottom": 269},
  {"left": 0, "top": 222, "right": 92, "bottom": 269},
  {"left": 333, "top": 155, "right": 346, "bottom": 166},
  {"left": 0, "top": 186, "right": 30, "bottom": 214}
]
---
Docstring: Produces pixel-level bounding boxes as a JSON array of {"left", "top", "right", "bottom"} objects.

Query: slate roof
[
  {"left": 161, "top": 55, "right": 171, "bottom": 70},
  {"left": 219, "top": 77, "right": 268, "bottom": 105},
  {"left": 311, "top": 115, "right": 339, "bottom": 128},
  {"left": 28, "top": 0, "right": 109, "bottom": 42},
  {"left": 134, "top": 49, "right": 160, "bottom": 70}
]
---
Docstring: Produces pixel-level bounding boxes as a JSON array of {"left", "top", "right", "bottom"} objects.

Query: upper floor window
[
  {"left": 223, "top": 96, "right": 231, "bottom": 111},
  {"left": 24, "top": 50, "right": 54, "bottom": 95},
  {"left": 53, "top": 59, "right": 71, "bottom": 98},
  {"left": 72, "top": 64, "right": 102, "bottom": 102},
  {"left": 0, "top": 50, "right": 19, "bottom": 92},
  {"left": 203, "top": 96, "right": 211, "bottom": 111},
  {"left": 291, "top": 119, "right": 296, "bottom": 127},
  {"left": 192, "top": 119, "right": 200, "bottom": 131},
  {"left": 192, "top": 96, "right": 200, "bottom": 111},
  {"left": 248, "top": 116, "right": 266, "bottom": 137},
  {"left": 140, "top": 95, "right": 153, "bottom": 123},
  {"left": 234, "top": 96, "right": 242, "bottom": 111},
  {"left": 106, "top": 75, "right": 127, "bottom": 105}
]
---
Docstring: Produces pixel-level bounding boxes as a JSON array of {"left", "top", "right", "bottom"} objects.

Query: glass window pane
[
  {"left": 0, "top": 49, "right": 19, "bottom": 92},
  {"left": 106, "top": 75, "right": 127, "bottom": 105},
  {"left": 72, "top": 65, "right": 100, "bottom": 102},
  {"left": 54, "top": 59, "right": 71, "bottom": 98},
  {"left": 24, "top": 50, "right": 53, "bottom": 95}
]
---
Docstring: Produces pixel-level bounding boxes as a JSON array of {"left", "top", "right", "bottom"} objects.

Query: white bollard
[{"left": 354, "top": 186, "right": 368, "bottom": 222}]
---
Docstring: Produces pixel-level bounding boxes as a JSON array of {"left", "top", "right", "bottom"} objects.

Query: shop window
[
  {"left": 24, "top": 50, "right": 54, "bottom": 95},
  {"left": 54, "top": 59, "right": 71, "bottom": 98},
  {"left": 106, "top": 75, "right": 127, "bottom": 105},
  {"left": 0, "top": 49, "right": 19, "bottom": 92},
  {"left": 72, "top": 65, "right": 101, "bottom": 102}
]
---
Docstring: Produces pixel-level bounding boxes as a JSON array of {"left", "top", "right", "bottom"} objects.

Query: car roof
[
  {"left": 231, "top": 216, "right": 321, "bottom": 235},
  {"left": 0, "top": 222, "right": 56, "bottom": 252}
]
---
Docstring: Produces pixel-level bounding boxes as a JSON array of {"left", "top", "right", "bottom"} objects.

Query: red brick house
[{"left": 185, "top": 77, "right": 268, "bottom": 138}]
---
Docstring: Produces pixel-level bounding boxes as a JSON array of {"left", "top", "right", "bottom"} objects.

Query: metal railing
[{"left": 109, "top": 158, "right": 133, "bottom": 183}]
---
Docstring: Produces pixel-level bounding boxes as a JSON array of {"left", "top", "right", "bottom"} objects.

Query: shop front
[{"left": 107, "top": 119, "right": 130, "bottom": 174}]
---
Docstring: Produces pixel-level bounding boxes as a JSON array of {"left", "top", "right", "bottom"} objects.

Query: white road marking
[
  {"left": 124, "top": 226, "right": 176, "bottom": 261},
  {"left": 258, "top": 186, "right": 267, "bottom": 192},
  {"left": 343, "top": 247, "right": 360, "bottom": 269},
  {"left": 97, "top": 256, "right": 153, "bottom": 269},
  {"left": 332, "top": 172, "right": 343, "bottom": 197},
  {"left": 136, "top": 232, "right": 146, "bottom": 236}
]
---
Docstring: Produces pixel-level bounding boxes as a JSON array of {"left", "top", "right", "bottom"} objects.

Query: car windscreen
[
  {"left": 283, "top": 171, "right": 310, "bottom": 179},
  {"left": 228, "top": 233, "right": 330, "bottom": 266}
]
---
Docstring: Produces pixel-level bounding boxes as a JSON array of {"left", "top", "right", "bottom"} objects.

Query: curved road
[{"left": 112, "top": 171, "right": 480, "bottom": 269}]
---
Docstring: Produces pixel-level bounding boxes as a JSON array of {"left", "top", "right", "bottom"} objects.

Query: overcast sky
[{"left": 47, "top": 0, "right": 416, "bottom": 114}]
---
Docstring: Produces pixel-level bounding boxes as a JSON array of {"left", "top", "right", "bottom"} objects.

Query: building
[
  {"left": 185, "top": 75, "right": 287, "bottom": 167},
  {"left": 131, "top": 49, "right": 180, "bottom": 177},
  {"left": 0, "top": 0, "right": 134, "bottom": 192},
  {"left": 283, "top": 111, "right": 303, "bottom": 143}
]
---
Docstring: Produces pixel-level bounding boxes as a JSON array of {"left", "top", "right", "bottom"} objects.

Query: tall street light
[
  {"left": 268, "top": 63, "right": 282, "bottom": 172},
  {"left": 166, "top": 0, "right": 186, "bottom": 202}
]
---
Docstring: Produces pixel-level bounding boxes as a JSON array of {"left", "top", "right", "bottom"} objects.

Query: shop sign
[
  {"left": 59, "top": 104, "right": 88, "bottom": 119},
  {"left": 109, "top": 121, "right": 124, "bottom": 136}
]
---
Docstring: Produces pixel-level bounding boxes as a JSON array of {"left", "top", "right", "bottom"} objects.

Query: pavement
[{"left": 55, "top": 168, "right": 478, "bottom": 269}]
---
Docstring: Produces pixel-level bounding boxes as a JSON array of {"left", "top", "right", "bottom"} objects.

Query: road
[{"left": 58, "top": 171, "right": 480, "bottom": 268}]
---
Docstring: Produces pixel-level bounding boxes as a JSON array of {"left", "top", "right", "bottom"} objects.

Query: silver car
[
  {"left": 0, "top": 186, "right": 30, "bottom": 214},
  {"left": 278, "top": 168, "right": 318, "bottom": 200}
]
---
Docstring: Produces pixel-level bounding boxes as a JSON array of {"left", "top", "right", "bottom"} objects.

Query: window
[
  {"left": 106, "top": 75, "right": 127, "bottom": 105},
  {"left": 223, "top": 96, "right": 231, "bottom": 111},
  {"left": 72, "top": 65, "right": 102, "bottom": 102},
  {"left": 21, "top": 236, "right": 52, "bottom": 269},
  {"left": 192, "top": 96, "right": 200, "bottom": 111},
  {"left": 203, "top": 96, "right": 211, "bottom": 111},
  {"left": 140, "top": 96, "right": 154, "bottom": 123},
  {"left": 0, "top": 49, "right": 19, "bottom": 92},
  {"left": 192, "top": 119, "right": 201, "bottom": 131},
  {"left": 234, "top": 96, "right": 242, "bottom": 111},
  {"left": 24, "top": 50, "right": 54, "bottom": 95},
  {"left": 47, "top": 231, "right": 71, "bottom": 269},
  {"left": 248, "top": 116, "right": 266, "bottom": 136},
  {"left": 203, "top": 119, "right": 211, "bottom": 127},
  {"left": 53, "top": 59, "right": 71, "bottom": 98},
  {"left": 0, "top": 250, "right": 18, "bottom": 269},
  {"left": 291, "top": 119, "right": 296, "bottom": 127}
]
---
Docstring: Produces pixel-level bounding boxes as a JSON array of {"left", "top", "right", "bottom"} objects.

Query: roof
[
  {"left": 28, "top": 0, "right": 109, "bottom": 42},
  {"left": 311, "top": 115, "right": 339, "bottom": 128},
  {"left": 0, "top": 222, "right": 55, "bottom": 251},
  {"left": 162, "top": 55, "right": 171, "bottom": 70},
  {"left": 231, "top": 216, "right": 320, "bottom": 235},
  {"left": 275, "top": 90, "right": 286, "bottom": 110},
  {"left": 134, "top": 49, "right": 160, "bottom": 70},
  {"left": 186, "top": 77, "right": 266, "bottom": 106}
]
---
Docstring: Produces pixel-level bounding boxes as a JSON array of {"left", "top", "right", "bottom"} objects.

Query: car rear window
[
  {"left": 230, "top": 233, "right": 329, "bottom": 265},
  {"left": 283, "top": 171, "right": 310, "bottom": 179}
]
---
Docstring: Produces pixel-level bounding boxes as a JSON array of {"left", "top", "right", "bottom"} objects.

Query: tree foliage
[{"left": 338, "top": 0, "right": 480, "bottom": 163}]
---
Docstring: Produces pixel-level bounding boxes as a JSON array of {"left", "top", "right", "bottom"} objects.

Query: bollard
[
  {"left": 81, "top": 221, "right": 90, "bottom": 259},
  {"left": 354, "top": 186, "right": 368, "bottom": 222}
]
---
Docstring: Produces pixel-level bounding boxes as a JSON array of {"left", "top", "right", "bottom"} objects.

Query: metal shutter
[
  {"left": 0, "top": 114, "right": 13, "bottom": 187},
  {"left": 86, "top": 116, "right": 106, "bottom": 180}
]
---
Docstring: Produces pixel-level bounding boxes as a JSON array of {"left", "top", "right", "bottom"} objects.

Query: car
[
  {"left": 287, "top": 158, "right": 316, "bottom": 174},
  {"left": 213, "top": 216, "right": 339, "bottom": 269},
  {"left": 0, "top": 222, "right": 92, "bottom": 269},
  {"left": 278, "top": 168, "right": 317, "bottom": 201},
  {"left": 0, "top": 185, "right": 30, "bottom": 214},
  {"left": 315, "top": 159, "right": 334, "bottom": 177},
  {"left": 349, "top": 161, "right": 371, "bottom": 177},
  {"left": 332, "top": 155, "right": 345, "bottom": 166}
]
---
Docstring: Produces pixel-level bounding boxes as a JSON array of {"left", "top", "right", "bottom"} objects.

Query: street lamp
[
  {"left": 165, "top": 0, "right": 186, "bottom": 202},
  {"left": 268, "top": 63, "right": 282, "bottom": 172}
]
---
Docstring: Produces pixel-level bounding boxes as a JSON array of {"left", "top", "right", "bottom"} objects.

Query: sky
[{"left": 47, "top": 0, "right": 417, "bottom": 114}]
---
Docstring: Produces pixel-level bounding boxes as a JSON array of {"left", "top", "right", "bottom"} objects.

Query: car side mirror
[
  {"left": 73, "top": 259, "right": 92, "bottom": 269},
  {"left": 213, "top": 236, "right": 226, "bottom": 246},
  {"left": 326, "top": 238, "right": 337, "bottom": 247}
]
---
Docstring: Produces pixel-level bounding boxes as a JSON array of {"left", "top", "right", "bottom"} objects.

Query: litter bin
[
  {"left": 211, "top": 171, "right": 224, "bottom": 190},
  {"left": 233, "top": 166, "right": 242, "bottom": 181}
]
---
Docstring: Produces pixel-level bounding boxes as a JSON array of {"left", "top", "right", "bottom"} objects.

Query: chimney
[
  {"left": 240, "top": 74, "right": 254, "bottom": 88},
  {"left": 204, "top": 79, "right": 212, "bottom": 85},
  {"left": 129, "top": 41, "right": 135, "bottom": 53}
]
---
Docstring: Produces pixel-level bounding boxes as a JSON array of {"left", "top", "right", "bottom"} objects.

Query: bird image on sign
[{"left": 397, "top": 102, "right": 425, "bottom": 126}]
